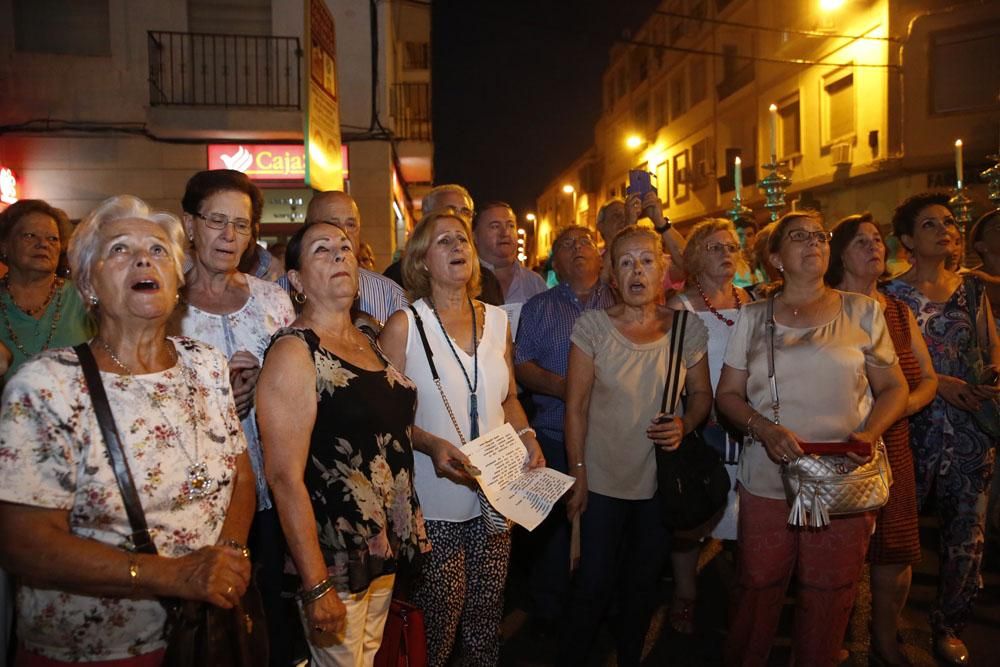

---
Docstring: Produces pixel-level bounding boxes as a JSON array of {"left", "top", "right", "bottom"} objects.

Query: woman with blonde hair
[
  {"left": 563, "top": 225, "right": 712, "bottom": 664},
  {"left": 380, "top": 209, "right": 544, "bottom": 666},
  {"left": 665, "top": 218, "right": 752, "bottom": 634}
]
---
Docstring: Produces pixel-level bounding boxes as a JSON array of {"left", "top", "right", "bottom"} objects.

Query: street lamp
[
  {"left": 625, "top": 134, "right": 644, "bottom": 150},
  {"left": 819, "top": 0, "right": 845, "bottom": 10},
  {"left": 562, "top": 184, "right": 577, "bottom": 225}
]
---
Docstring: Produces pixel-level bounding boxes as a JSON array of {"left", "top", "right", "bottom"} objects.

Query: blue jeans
[{"left": 561, "top": 491, "right": 668, "bottom": 666}]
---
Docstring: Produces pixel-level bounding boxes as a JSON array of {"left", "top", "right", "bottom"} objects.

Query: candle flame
[
  {"left": 735, "top": 156, "right": 742, "bottom": 165},
  {"left": 955, "top": 139, "right": 963, "bottom": 147},
  {"left": 769, "top": 103, "right": 778, "bottom": 112}
]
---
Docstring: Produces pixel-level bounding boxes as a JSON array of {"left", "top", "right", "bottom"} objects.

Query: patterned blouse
[
  {"left": 169, "top": 274, "right": 294, "bottom": 510},
  {"left": 267, "top": 328, "right": 429, "bottom": 594},
  {"left": 0, "top": 338, "right": 247, "bottom": 661}
]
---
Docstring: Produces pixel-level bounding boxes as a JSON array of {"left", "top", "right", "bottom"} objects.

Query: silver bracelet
[
  {"left": 298, "top": 576, "right": 336, "bottom": 605},
  {"left": 516, "top": 427, "right": 536, "bottom": 438}
]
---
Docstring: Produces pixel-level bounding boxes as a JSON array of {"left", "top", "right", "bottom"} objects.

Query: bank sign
[{"left": 207, "top": 144, "right": 306, "bottom": 181}]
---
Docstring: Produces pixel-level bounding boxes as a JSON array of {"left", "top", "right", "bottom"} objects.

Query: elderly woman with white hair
[{"left": 0, "top": 195, "right": 256, "bottom": 665}]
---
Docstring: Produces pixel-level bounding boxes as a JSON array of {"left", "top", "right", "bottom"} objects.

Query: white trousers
[{"left": 300, "top": 573, "right": 395, "bottom": 667}]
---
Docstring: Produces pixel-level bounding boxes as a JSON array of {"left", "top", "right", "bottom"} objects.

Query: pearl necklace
[
  {"left": 94, "top": 338, "right": 218, "bottom": 503},
  {"left": 694, "top": 278, "right": 741, "bottom": 326}
]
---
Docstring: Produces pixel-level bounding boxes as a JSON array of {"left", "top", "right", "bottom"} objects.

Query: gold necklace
[
  {"left": 1, "top": 278, "right": 66, "bottom": 357},
  {"left": 94, "top": 337, "right": 218, "bottom": 503}
]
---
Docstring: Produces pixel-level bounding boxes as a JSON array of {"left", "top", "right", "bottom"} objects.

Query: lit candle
[
  {"left": 769, "top": 104, "right": 778, "bottom": 163},
  {"left": 955, "top": 139, "right": 964, "bottom": 187},
  {"left": 734, "top": 156, "right": 742, "bottom": 191}
]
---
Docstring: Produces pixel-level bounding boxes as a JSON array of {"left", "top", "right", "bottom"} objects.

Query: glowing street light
[
  {"left": 819, "top": 0, "right": 845, "bottom": 10},
  {"left": 525, "top": 212, "right": 537, "bottom": 222},
  {"left": 625, "top": 134, "right": 644, "bottom": 150},
  {"left": 562, "top": 184, "right": 575, "bottom": 194}
]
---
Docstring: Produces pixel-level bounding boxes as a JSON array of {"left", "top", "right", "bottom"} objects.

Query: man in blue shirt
[{"left": 514, "top": 224, "right": 614, "bottom": 631}]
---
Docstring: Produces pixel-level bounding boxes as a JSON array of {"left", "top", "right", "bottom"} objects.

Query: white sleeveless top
[{"left": 404, "top": 298, "right": 510, "bottom": 521}]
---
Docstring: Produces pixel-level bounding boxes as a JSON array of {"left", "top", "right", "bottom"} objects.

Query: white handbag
[{"left": 764, "top": 295, "right": 893, "bottom": 528}]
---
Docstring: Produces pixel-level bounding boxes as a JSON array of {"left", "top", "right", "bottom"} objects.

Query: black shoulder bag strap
[
  {"left": 74, "top": 343, "right": 158, "bottom": 556},
  {"left": 660, "top": 309, "right": 689, "bottom": 415}
]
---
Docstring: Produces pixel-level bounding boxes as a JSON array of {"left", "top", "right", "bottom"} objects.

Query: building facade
[
  {"left": 0, "top": 0, "right": 432, "bottom": 270},
  {"left": 535, "top": 0, "right": 999, "bottom": 256}
]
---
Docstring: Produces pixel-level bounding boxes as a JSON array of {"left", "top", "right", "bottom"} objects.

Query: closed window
[
  {"left": 188, "top": 0, "right": 272, "bottom": 36},
  {"left": 779, "top": 99, "right": 801, "bottom": 156},
  {"left": 824, "top": 72, "right": 854, "bottom": 143},
  {"left": 690, "top": 58, "right": 707, "bottom": 106},
  {"left": 930, "top": 23, "right": 1000, "bottom": 114},
  {"left": 670, "top": 73, "right": 687, "bottom": 121},
  {"left": 13, "top": 0, "right": 110, "bottom": 56},
  {"left": 404, "top": 42, "right": 430, "bottom": 70}
]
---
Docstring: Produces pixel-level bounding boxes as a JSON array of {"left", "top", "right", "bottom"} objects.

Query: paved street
[{"left": 499, "top": 514, "right": 1000, "bottom": 666}]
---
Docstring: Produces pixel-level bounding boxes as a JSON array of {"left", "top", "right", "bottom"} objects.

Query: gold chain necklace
[
  {"left": 1, "top": 278, "right": 66, "bottom": 358},
  {"left": 94, "top": 338, "right": 218, "bottom": 503}
]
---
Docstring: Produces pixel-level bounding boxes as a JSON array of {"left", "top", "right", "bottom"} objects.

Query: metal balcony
[
  {"left": 148, "top": 31, "right": 302, "bottom": 109},
  {"left": 391, "top": 82, "right": 432, "bottom": 141}
]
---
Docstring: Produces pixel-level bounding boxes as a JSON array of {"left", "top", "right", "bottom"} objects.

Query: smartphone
[{"left": 627, "top": 170, "right": 656, "bottom": 197}]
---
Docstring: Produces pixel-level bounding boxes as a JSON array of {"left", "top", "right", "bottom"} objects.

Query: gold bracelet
[{"left": 128, "top": 556, "right": 139, "bottom": 595}]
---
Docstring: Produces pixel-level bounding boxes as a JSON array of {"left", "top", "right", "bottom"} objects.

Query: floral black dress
[{"left": 269, "top": 327, "right": 429, "bottom": 594}]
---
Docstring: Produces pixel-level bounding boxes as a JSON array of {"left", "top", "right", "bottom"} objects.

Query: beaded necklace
[
  {"left": 694, "top": 277, "right": 741, "bottom": 327},
  {"left": 95, "top": 338, "right": 218, "bottom": 503},
  {"left": 428, "top": 297, "right": 480, "bottom": 439},
  {"left": 0, "top": 277, "right": 66, "bottom": 357}
]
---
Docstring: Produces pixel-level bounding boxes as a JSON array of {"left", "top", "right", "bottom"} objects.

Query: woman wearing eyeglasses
[
  {"left": 884, "top": 194, "right": 1000, "bottom": 665},
  {"left": 716, "top": 211, "right": 907, "bottom": 666},
  {"left": 664, "top": 218, "right": 751, "bottom": 635},
  {"left": 170, "top": 169, "right": 295, "bottom": 663}
]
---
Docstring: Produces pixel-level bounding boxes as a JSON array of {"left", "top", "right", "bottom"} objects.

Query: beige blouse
[
  {"left": 571, "top": 309, "right": 708, "bottom": 500},
  {"left": 723, "top": 291, "right": 898, "bottom": 500}
]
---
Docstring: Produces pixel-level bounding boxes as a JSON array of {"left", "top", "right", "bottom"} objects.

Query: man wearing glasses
[{"left": 513, "top": 225, "right": 614, "bottom": 635}]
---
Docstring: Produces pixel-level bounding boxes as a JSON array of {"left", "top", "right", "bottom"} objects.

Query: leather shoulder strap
[{"left": 74, "top": 343, "right": 158, "bottom": 555}]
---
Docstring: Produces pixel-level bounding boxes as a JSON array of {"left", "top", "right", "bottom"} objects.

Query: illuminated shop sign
[
  {"left": 0, "top": 168, "right": 18, "bottom": 205},
  {"left": 207, "top": 145, "right": 306, "bottom": 180}
]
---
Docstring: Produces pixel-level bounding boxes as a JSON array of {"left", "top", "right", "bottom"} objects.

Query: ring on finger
[
  {"left": 226, "top": 585, "right": 234, "bottom": 595},
  {"left": 781, "top": 454, "right": 790, "bottom": 463}
]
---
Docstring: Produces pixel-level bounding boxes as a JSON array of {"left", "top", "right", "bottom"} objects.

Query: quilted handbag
[
  {"left": 781, "top": 439, "right": 893, "bottom": 527},
  {"left": 762, "top": 296, "right": 893, "bottom": 528}
]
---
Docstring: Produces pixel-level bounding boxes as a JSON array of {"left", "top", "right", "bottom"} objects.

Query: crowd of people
[{"left": 0, "top": 170, "right": 996, "bottom": 667}]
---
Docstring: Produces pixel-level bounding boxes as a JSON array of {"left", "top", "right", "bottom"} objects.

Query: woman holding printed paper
[
  {"left": 562, "top": 225, "right": 712, "bottom": 666},
  {"left": 380, "top": 209, "right": 544, "bottom": 667},
  {"left": 256, "top": 221, "right": 429, "bottom": 666}
]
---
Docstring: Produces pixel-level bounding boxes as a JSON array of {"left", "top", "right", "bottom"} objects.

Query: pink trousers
[{"left": 725, "top": 487, "right": 875, "bottom": 667}]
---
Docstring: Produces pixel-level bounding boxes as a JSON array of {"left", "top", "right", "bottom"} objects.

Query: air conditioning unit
[{"left": 831, "top": 142, "right": 852, "bottom": 166}]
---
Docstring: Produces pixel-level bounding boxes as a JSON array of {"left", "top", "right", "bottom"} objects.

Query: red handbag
[{"left": 374, "top": 599, "right": 427, "bottom": 667}]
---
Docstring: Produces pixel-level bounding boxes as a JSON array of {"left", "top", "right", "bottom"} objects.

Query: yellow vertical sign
[{"left": 304, "top": 0, "right": 344, "bottom": 191}]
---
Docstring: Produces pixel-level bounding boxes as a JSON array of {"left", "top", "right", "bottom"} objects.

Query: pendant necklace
[
  {"left": 429, "top": 297, "right": 480, "bottom": 439},
  {"left": 95, "top": 338, "right": 218, "bottom": 502},
  {"left": 1, "top": 277, "right": 66, "bottom": 357},
  {"left": 694, "top": 278, "right": 740, "bottom": 326}
]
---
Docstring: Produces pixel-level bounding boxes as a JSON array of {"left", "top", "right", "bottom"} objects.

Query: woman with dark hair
[
  {"left": 717, "top": 210, "right": 907, "bottom": 666},
  {"left": 827, "top": 213, "right": 938, "bottom": 664},
  {"left": 257, "top": 222, "right": 428, "bottom": 666},
  {"left": 379, "top": 209, "right": 544, "bottom": 666},
  {"left": 0, "top": 199, "right": 94, "bottom": 381},
  {"left": 884, "top": 194, "right": 1000, "bottom": 665},
  {"left": 170, "top": 168, "right": 295, "bottom": 662}
]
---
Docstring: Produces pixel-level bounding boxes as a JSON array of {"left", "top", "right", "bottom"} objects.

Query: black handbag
[
  {"left": 654, "top": 311, "right": 731, "bottom": 530},
  {"left": 74, "top": 343, "right": 269, "bottom": 667}
]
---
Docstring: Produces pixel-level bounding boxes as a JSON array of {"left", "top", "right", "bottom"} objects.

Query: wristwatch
[{"left": 654, "top": 218, "right": 672, "bottom": 233}]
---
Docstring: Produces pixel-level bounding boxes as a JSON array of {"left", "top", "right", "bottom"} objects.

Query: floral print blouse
[
  {"left": 267, "top": 328, "right": 429, "bottom": 594},
  {"left": 0, "top": 338, "right": 247, "bottom": 661},
  {"left": 169, "top": 273, "right": 294, "bottom": 510}
]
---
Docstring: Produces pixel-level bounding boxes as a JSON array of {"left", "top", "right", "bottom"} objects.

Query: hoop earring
[{"left": 293, "top": 292, "right": 307, "bottom": 305}]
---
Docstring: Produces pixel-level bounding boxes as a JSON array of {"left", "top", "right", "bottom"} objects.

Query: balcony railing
[
  {"left": 148, "top": 31, "right": 302, "bottom": 109},
  {"left": 391, "top": 82, "right": 432, "bottom": 141}
]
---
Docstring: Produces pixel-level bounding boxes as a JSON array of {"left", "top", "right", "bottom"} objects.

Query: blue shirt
[{"left": 514, "top": 281, "right": 616, "bottom": 439}]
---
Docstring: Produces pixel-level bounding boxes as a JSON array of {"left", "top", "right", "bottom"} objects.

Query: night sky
[{"left": 432, "top": 0, "right": 661, "bottom": 216}]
